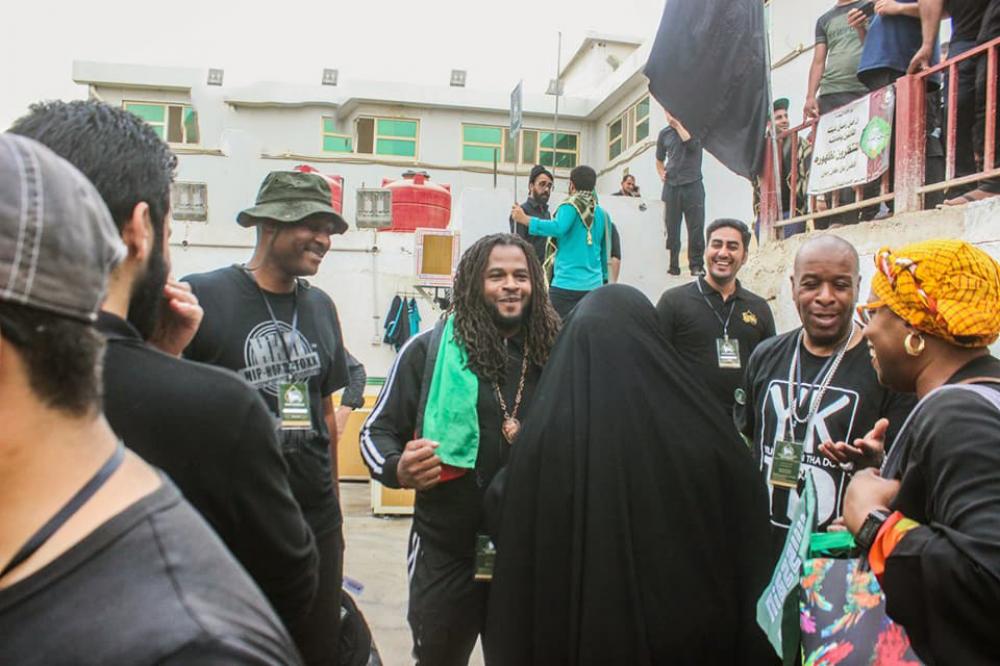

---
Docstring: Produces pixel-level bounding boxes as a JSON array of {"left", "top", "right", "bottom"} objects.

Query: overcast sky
[{"left": 1, "top": 0, "right": 664, "bottom": 128}]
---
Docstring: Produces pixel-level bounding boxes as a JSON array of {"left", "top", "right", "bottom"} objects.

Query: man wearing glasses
[
  {"left": 509, "top": 165, "right": 554, "bottom": 265},
  {"left": 734, "top": 235, "right": 915, "bottom": 564}
]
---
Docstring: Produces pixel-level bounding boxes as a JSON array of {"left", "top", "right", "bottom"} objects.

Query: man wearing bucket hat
[
  {"left": 184, "top": 169, "right": 351, "bottom": 665},
  {"left": 0, "top": 133, "right": 299, "bottom": 663}
]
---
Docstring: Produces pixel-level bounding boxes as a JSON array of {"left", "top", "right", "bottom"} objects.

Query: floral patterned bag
[{"left": 799, "top": 557, "right": 922, "bottom": 665}]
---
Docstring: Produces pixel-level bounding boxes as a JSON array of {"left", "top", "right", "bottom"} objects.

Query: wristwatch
[{"left": 855, "top": 509, "right": 891, "bottom": 552}]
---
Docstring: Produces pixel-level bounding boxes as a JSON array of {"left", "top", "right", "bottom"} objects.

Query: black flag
[{"left": 644, "top": 0, "right": 769, "bottom": 180}]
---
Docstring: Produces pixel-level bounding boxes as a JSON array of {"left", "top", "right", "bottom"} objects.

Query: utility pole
[{"left": 553, "top": 31, "right": 562, "bottom": 177}]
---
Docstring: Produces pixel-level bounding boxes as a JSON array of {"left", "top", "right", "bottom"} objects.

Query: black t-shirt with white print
[
  {"left": 184, "top": 266, "right": 349, "bottom": 537},
  {"left": 735, "top": 328, "right": 916, "bottom": 558}
]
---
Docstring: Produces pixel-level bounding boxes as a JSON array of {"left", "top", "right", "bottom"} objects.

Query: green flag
[{"left": 756, "top": 473, "right": 817, "bottom": 665}]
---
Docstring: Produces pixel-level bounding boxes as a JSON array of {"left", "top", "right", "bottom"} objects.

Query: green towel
[{"left": 422, "top": 315, "right": 480, "bottom": 468}]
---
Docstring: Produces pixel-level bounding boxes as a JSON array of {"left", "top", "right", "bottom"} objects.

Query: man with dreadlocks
[
  {"left": 511, "top": 164, "right": 611, "bottom": 318},
  {"left": 361, "top": 233, "right": 560, "bottom": 666}
]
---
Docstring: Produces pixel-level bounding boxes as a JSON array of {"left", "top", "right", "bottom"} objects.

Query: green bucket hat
[{"left": 237, "top": 170, "right": 348, "bottom": 233}]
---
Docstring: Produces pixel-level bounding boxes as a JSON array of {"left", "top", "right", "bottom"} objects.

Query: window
[
  {"left": 539, "top": 131, "right": 578, "bottom": 169},
  {"left": 171, "top": 182, "right": 208, "bottom": 222},
  {"left": 124, "top": 102, "right": 199, "bottom": 145},
  {"left": 322, "top": 117, "right": 352, "bottom": 153},
  {"left": 462, "top": 125, "right": 503, "bottom": 162},
  {"left": 356, "top": 117, "right": 418, "bottom": 158},
  {"left": 608, "top": 95, "right": 651, "bottom": 160},
  {"left": 462, "top": 124, "right": 578, "bottom": 168}
]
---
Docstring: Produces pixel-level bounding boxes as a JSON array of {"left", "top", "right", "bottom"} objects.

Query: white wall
[
  {"left": 768, "top": 0, "right": 830, "bottom": 118},
  {"left": 561, "top": 41, "right": 644, "bottom": 95}
]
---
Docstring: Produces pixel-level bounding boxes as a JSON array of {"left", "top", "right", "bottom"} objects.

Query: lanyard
[
  {"left": 1, "top": 443, "right": 125, "bottom": 579},
  {"left": 695, "top": 278, "right": 738, "bottom": 339},
  {"left": 244, "top": 268, "right": 300, "bottom": 369}
]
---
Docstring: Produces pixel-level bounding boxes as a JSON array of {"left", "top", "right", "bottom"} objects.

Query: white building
[{"left": 71, "top": 1, "right": 887, "bottom": 378}]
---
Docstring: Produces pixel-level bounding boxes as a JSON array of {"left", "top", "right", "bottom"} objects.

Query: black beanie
[{"left": 529, "top": 164, "right": 553, "bottom": 184}]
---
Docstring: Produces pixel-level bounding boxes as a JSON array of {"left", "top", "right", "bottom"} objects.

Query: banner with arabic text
[{"left": 807, "top": 86, "right": 894, "bottom": 195}]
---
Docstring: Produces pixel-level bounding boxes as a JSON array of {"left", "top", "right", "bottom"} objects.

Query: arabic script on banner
[{"left": 807, "top": 86, "right": 895, "bottom": 195}]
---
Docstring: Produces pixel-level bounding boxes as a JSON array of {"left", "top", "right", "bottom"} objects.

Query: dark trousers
[
  {"left": 858, "top": 68, "right": 945, "bottom": 214},
  {"left": 975, "top": 5, "right": 1000, "bottom": 193},
  {"left": 663, "top": 180, "right": 705, "bottom": 272},
  {"left": 948, "top": 39, "right": 980, "bottom": 183},
  {"left": 548, "top": 286, "right": 590, "bottom": 320},
  {"left": 407, "top": 531, "right": 487, "bottom": 666},
  {"left": 292, "top": 527, "right": 343, "bottom": 665}
]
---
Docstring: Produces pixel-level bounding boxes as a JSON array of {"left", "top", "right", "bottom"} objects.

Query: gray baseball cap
[{"left": 0, "top": 134, "right": 125, "bottom": 323}]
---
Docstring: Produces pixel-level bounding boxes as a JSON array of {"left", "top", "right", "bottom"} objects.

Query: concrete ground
[{"left": 341, "top": 481, "right": 485, "bottom": 666}]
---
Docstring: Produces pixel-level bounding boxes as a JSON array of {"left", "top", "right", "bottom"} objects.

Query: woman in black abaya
[{"left": 485, "top": 285, "right": 775, "bottom": 666}]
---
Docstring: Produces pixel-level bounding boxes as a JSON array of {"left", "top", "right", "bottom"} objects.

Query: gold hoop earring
[{"left": 904, "top": 332, "right": 925, "bottom": 357}]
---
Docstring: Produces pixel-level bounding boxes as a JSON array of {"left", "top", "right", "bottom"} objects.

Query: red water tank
[
  {"left": 381, "top": 170, "right": 451, "bottom": 232},
  {"left": 294, "top": 164, "right": 344, "bottom": 217}
]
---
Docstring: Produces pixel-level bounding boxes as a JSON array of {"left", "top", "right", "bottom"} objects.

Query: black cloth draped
[{"left": 485, "top": 285, "right": 776, "bottom": 665}]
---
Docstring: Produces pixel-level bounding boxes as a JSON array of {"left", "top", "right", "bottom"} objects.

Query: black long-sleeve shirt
[
  {"left": 98, "top": 312, "right": 319, "bottom": 632},
  {"left": 341, "top": 351, "right": 367, "bottom": 409},
  {"left": 510, "top": 196, "right": 551, "bottom": 264},
  {"left": 880, "top": 354, "right": 1000, "bottom": 664},
  {"left": 360, "top": 326, "right": 540, "bottom": 557}
]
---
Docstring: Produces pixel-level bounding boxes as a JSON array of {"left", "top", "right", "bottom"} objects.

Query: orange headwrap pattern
[{"left": 871, "top": 240, "right": 1000, "bottom": 348}]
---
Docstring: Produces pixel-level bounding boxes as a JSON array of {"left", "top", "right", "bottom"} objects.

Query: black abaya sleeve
[{"left": 882, "top": 389, "right": 1000, "bottom": 664}]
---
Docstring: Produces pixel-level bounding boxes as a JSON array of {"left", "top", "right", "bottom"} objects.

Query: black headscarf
[{"left": 485, "top": 285, "right": 776, "bottom": 666}]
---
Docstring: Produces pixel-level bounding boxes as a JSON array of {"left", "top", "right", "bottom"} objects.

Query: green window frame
[
  {"left": 375, "top": 118, "right": 418, "bottom": 157},
  {"left": 462, "top": 124, "right": 504, "bottom": 162},
  {"left": 463, "top": 124, "right": 577, "bottom": 167},
  {"left": 124, "top": 101, "right": 199, "bottom": 145},
  {"left": 607, "top": 94, "right": 651, "bottom": 160},
  {"left": 538, "top": 131, "right": 579, "bottom": 169},
  {"left": 354, "top": 117, "right": 419, "bottom": 158},
  {"left": 322, "top": 117, "right": 353, "bottom": 153}
]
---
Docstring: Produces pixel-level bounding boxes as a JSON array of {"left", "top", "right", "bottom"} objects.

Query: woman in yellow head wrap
[{"left": 839, "top": 239, "right": 1000, "bottom": 664}]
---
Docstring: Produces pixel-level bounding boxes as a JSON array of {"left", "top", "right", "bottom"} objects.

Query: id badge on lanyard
[
  {"left": 278, "top": 381, "right": 312, "bottom": 430},
  {"left": 769, "top": 435, "right": 803, "bottom": 489},
  {"left": 769, "top": 328, "right": 850, "bottom": 489},
  {"left": 474, "top": 534, "right": 496, "bottom": 582},
  {"left": 251, "top": 274, "right": 311, "bottom": 431},
  {"left": 716, "top": 336, "right": 742, "bottom": 369},
  {"left": 697, "top": 280, "right": 740, "bottom": 369}
]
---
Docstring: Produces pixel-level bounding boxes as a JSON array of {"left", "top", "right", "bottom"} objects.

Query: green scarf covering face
[{"left": 422, "top": 315, "right": 480, "bottom": 469}]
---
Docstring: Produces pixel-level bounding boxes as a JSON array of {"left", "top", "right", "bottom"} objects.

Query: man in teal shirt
[{"left": 511, "top": 165, "right": 610, "bottom": 318}]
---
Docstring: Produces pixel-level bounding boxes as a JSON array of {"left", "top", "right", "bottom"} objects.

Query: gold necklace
[{"left": 497, "top": 346, "right": 530, "bottom": 444}]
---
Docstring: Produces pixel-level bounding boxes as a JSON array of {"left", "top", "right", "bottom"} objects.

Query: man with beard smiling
[
  {"left": 361, "top": 234, "right": 560, "bottom": 666},
  {"left": 509, "top": 164, "right": 553, "bottom": 264},
  {"left": 655, "top": 219, "right": 776, "bottom": 415},
  {"left": 735, "top": 235, "right": 915, "bottom": 564},
  {"left": 183, "top": 170, "right": 351, "bottom": 665},
  {"left": 8, "top": 101, "right": 322, "bottom": 652}
]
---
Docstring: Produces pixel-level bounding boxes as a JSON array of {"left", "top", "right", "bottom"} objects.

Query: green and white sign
[
  {"left": 807, "top": 85, "right": 895, "bottom": 195},
  {"left": 757, "top": 472, "right": 817, "bottom": 665}
]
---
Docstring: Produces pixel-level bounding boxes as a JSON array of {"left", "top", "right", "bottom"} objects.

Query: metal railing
[{"left": 760, "top": 36, "right": 1000, "bottom": 241}]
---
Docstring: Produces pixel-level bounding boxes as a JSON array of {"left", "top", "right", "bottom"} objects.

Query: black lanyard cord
[
  {"left": 1, "top": 443, "right": 126, "bottom": 579},
  {"left": 243, "top": 267, "right": 300, "bottom": 366},
  {"left": 695, "top": 278, "right": 738, "bottom": 338}
]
